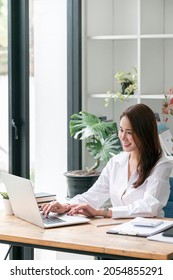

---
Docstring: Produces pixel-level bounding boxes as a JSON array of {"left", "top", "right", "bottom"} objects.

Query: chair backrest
[{"left": 163, "top": 177, "right": 173, "bottom": 218}]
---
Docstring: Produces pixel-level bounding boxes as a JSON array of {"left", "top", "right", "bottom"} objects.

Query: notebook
[
  {"left": 162, "top": 227, "right": 173, "bottom": 237},
  {"left": 107, "top": 217, "right": 173, "bottom": 237},
  {"left": 0, "top": 171, "right": 90, "bottom": 229}
]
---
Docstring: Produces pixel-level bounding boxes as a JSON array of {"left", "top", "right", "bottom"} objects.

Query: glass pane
[{"left": 29, "top": 0, "right": 67, "bottom": 199}]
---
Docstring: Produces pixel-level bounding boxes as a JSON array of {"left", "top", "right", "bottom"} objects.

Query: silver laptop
[{"left": 0, "top": 171, "right": 90, "bottom": 228}]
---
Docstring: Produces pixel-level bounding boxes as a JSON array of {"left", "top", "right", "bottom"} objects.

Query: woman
[{"left": 42, "top": 104, "right": 173, "bottom": 218}]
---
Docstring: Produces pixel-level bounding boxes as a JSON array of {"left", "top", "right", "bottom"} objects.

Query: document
[
  {"left": 106, "top": 217, "right": 173, "bottom": 237},
  {"left": 159, "top": 129, "right": 173, "bottom": 156}
]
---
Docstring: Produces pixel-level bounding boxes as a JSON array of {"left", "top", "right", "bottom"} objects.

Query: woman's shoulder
[
  {"left": 157, "top": 155, "right": 173, "bottom": 167},
  {"left": 149, "top": 155, "right": 173, "bottom": 178}
]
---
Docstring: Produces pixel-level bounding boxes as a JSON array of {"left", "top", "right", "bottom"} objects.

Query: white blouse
[{"left": 70, "top": 152, "right": 173, "bottom": 218}]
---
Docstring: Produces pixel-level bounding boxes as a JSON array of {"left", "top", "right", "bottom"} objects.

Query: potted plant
[
  {"left": 0, "top": 191, "right": 13, "bottom": 215},
  {"left": 105, "top": 67, "right": 138, "bottom": 106},
  {"left": 64, "top": 111, "right": 122, "bottom": 198}
]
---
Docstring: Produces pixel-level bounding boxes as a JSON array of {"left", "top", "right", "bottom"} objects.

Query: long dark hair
[{"left": 120, "top": 104, "right": 162, "bottom": 188}]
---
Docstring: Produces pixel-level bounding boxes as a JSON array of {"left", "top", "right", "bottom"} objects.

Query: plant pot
[
  {"left": 64, "top": 171, "right": 100, "bottom": 199},
  {"left": 121, "top": 82, "right": 134, "bottom": 95},
  {"left": 3, "top": 199, "right": 14, "bottom": 215}
]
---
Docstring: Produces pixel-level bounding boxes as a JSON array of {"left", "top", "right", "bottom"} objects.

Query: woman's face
[{"left": 118, "top": 116, "right": 139, "bottom": 153}]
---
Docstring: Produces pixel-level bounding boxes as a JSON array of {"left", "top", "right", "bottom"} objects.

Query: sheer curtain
[
  {"left": 30, "top": 0, "right": 92, "bottom": 260},
  {"left": 30, "top": 0, "right": 67, "bottom": 259},
  {"left": 30, "top": 0, "right": 67, "bottom": 198},
  {"left": 30, "top": 0, "right": 85, "bottom": 260}
]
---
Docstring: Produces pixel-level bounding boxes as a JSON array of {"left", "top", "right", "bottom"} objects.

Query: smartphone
[{"left": 162, "top": 227, "right": 173, "bottom": 237}]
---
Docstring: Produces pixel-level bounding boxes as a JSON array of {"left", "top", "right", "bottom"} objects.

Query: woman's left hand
[{"left": 67, "top": 203, "right": 100, "bottom": 217}]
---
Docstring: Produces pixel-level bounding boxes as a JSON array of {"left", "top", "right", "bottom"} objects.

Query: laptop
[{"left": 0, "top": 171, "right": 90, "bottom": 228}]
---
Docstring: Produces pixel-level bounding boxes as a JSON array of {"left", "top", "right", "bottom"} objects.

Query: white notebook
[
  {"left": 107, "top": 217, "right": 173, "bottom": 237},
  {"left": 159, "top": 129, "right": 173, "bottom": 156}
]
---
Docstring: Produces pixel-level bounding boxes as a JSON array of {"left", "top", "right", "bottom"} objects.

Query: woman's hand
[
  {"left": 67, "top": 203, "right": 102, "bottom": 218},
  {"left": 41, "top": 201, "right": 70, "bottom": 217}
]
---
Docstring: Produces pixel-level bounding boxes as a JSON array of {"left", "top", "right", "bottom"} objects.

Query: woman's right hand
[{"left": 41, "top": 201, "right": 70, "bottom": 217}]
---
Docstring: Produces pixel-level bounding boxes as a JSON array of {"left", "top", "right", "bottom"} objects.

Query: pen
[{"left": 96, "top": 222, "right": 123, "bottom": 227}]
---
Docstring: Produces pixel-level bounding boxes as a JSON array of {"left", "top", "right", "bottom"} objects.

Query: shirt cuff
[{"left": 111, "top": 206, "right": 130, "bottom": 218}]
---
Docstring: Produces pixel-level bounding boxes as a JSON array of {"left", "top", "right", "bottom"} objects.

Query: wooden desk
[{"left": 0, "top": 211, "right": 173, "bottom": 260}]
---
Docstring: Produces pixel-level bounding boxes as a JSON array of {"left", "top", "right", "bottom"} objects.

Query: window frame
[
  {"left": 67, "top": 0, "right": 82, "bottom": 171},
  {"left": 7, "top": 0, "right": 82, "bottom": 259}
]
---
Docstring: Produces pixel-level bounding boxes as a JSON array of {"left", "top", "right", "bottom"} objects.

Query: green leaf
[
  {"left": 69, "top": 111, "right": 122, "bottom": 171},
  {"left": 0, "top": 191, "right": 9, "bottom": 199}
]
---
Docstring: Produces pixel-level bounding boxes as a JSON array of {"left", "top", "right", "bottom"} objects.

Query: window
[
  {"left": 0, "top": 0, "right": 9, "bottom": 259},
  {"left": 0, "top": 0, "right": 8, "bottom": 174}
]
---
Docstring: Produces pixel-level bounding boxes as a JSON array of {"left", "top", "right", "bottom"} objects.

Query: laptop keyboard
[{"left": 41, "top": 214, "right": 65, "bottom": 225}]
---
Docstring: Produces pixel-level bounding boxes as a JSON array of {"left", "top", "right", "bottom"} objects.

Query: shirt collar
[{"left": 114, "top": 152, "right": 130, "bottom": 167}]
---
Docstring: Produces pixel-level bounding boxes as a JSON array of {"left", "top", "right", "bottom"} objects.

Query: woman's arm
[{"left": 67, "top": 203, "right": 112, "bottom": 218}]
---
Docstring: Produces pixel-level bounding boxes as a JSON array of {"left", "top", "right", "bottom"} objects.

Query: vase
[
  {"left": 121, "top": 82, "right": 134, "bottom": 95},
  {"left": 3, "top": 199, "right": 14, "bottom": 215}
]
